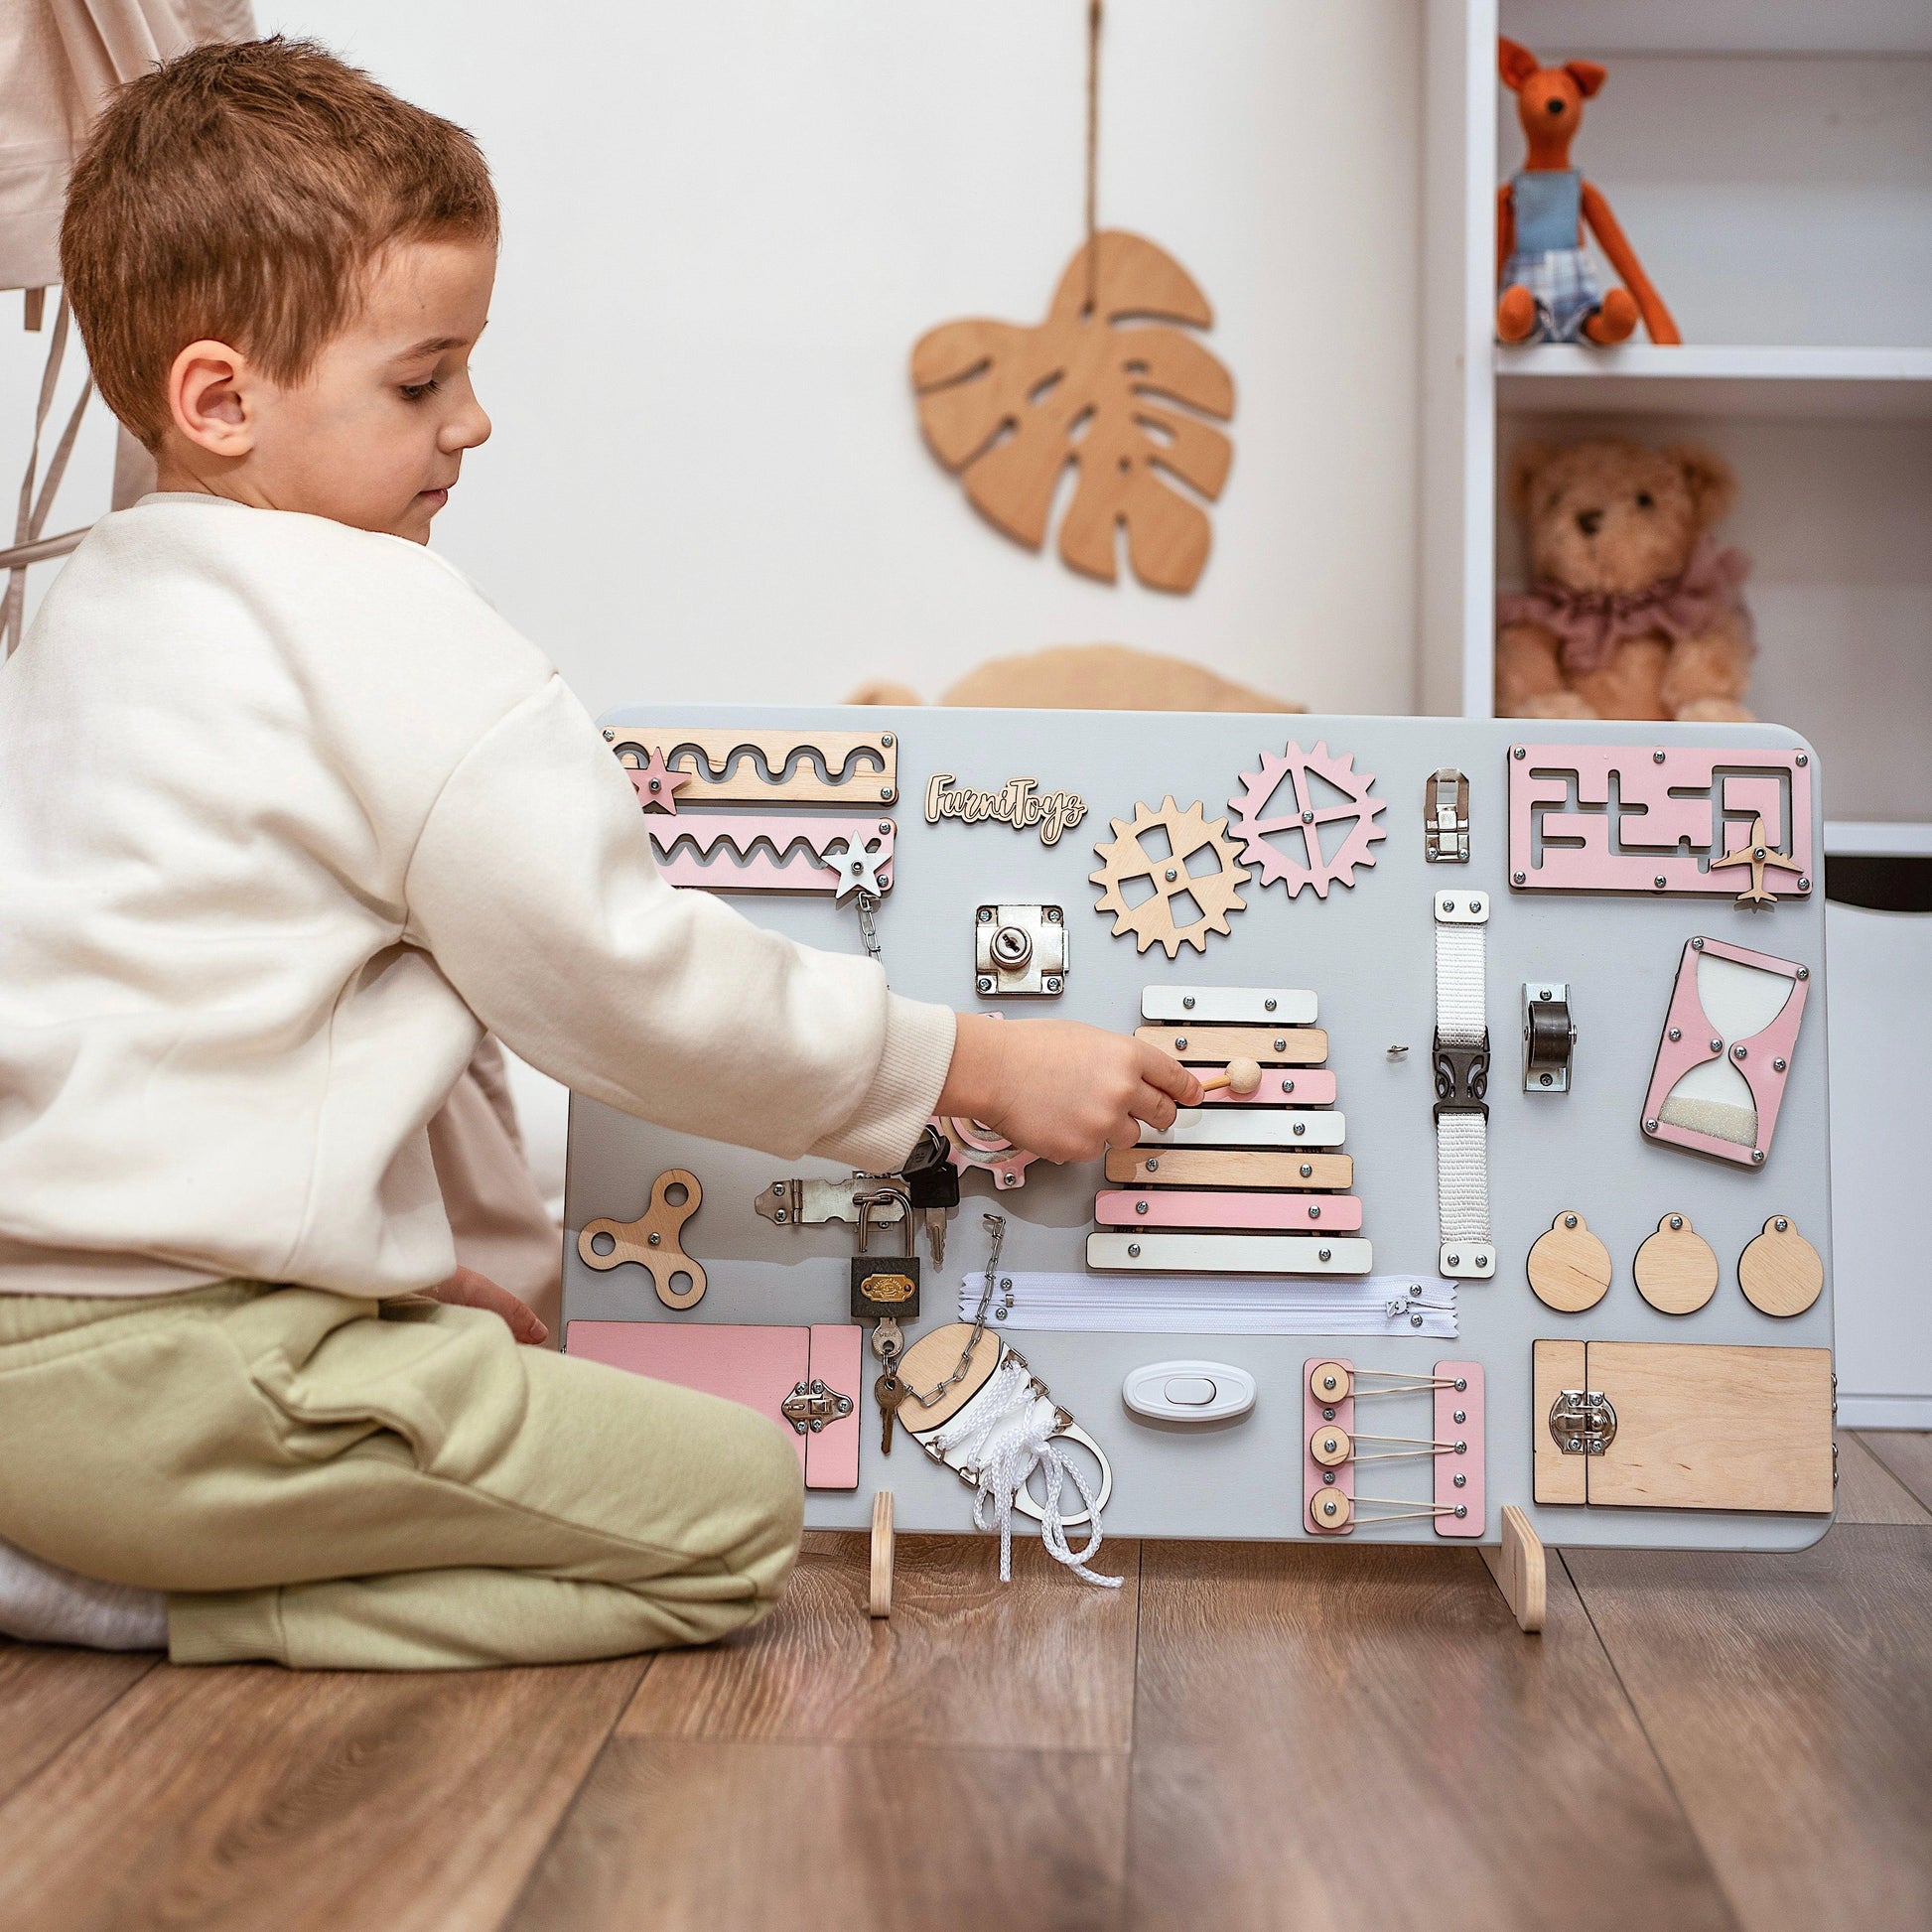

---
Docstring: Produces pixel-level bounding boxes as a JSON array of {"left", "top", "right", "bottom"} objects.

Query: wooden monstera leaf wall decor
[{"left": 911, "top": 230, "right": 1235, "bottom": 595}]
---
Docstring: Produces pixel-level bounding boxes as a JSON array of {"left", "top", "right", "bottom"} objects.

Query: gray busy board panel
[{"left": 563, "top": 706, "right": 1834, "bottom": 1552}]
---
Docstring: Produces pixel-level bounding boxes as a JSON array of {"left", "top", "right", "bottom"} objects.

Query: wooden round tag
[
  {"left": 1634, "top": 1212, "right": 1719, "bottom": 1315},
  {"left": 1526, "top": 1210, "right": 1611, "bottom": 1312},
  {"left": 1738, "top": 1215, "right": 1823, "bottom": 1318}
]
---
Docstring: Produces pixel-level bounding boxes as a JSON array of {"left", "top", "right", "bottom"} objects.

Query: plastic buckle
[{"left": 1432, "top": 1031, "right": 1491, "bottom": 1122}]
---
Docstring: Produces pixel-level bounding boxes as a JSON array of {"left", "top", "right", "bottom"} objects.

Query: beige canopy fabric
[
  {"left": 0, "top": 0, "right": 257, "bottom": 292},
  {"left": 2, "top": 2, "right": 252, "bottom": 644}
]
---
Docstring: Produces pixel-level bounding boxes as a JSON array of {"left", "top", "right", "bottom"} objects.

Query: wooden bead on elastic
[
  {"left": 1309, "top": 1489, "right": 1354, "bottom": 1531},
  {"left": 1308, "top": 1360, "right": 1352, "bottom": 1404}
]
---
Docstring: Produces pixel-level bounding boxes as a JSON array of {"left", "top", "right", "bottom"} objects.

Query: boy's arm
[{"left": 403, "top": 680, "right": 956, "bottom": 1172}]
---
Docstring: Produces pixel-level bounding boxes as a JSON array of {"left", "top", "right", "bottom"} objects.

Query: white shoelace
[{"left": 929, "top": 1358, "right": 1121, "bottom": 1589}]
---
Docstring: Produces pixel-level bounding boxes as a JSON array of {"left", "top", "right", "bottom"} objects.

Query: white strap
[{"left": 1433, "top": 891, "right": 1494, "bottom": 1278}]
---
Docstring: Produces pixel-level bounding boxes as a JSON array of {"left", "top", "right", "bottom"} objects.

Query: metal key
[
  {"left": 905, "top": 1155, "right": 959, "bottom": 1268},
  {"left": 870, "top": 1314, "right": 905, "bottom": 1365},
  {"left": 875, "top": 1371, "right": 906, "bottom": 1454},
  {"left": 901, "top": 1126, "right": 958, "bottom": 1268}
]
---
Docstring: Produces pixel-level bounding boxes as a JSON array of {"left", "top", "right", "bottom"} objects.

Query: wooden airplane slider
[{"left": 1709, "top": 812, "right": 1805, "bottom": 909}]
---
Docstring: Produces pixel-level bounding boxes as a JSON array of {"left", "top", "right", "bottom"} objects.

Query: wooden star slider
[
  {"left": 623, "top": 746, "right": 690, "bottom": 814},
  {"left": 1709, "top": 813, "right": 1805, "bottom": 909}
]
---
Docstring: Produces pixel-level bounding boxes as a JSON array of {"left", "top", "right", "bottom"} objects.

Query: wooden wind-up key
[{"left": 1193, "top": 1057, "right": 1262, "bottom": 1097}]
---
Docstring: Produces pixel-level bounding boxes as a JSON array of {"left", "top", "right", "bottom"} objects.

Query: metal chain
[
  {"left": 855, "top": 891, "right": 881, "bottom": 962},
  {"left": 906, "top": 1212, "right": 1005, "bottom": 1410}
]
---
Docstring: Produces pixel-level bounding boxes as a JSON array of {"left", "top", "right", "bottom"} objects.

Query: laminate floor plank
[
  {"left": 507, "top": 1738, "right": 1129, "bottom": 1932},
  {"left": 1126, "top": 1539, "right": 1737, "bottom": 1932},
  {"left": 620, "top": 1529, "right": 1140, "bottom": 1751},
  {"left": 1860, "top": 1431, "right": 1932, "bottom": 1514},
  {"left": 1835, "top": 1434, "right": 1932, "bottom": 1524},
  {"left": 1565, "top": 1525, "right": 1932, "bottom": 1932},
  {"left": 0, "top": 1643, "right": 157, "bottom": 1807},
  {"left": 0, "top": 1656, "right": 645, "bottom": 1932}
]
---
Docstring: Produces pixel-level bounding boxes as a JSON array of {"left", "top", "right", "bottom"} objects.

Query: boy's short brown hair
[{"left": 62, "top": 36, "right": 498, "bottom": 449}]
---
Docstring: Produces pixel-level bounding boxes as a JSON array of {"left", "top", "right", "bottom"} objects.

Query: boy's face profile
[{"left": 156, "top": 236, "right": 496, "bottom": 544}]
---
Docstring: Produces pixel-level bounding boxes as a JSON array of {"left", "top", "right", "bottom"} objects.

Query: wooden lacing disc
[
  {"left": 1633, "top": 1211, "right": 1718, "bottom": 1316},
  {"left": 896, "top": 1322, "right": 1003, "bottom": 1432},
  {"left": 577, "top": 1170, "right": 706, "bottom": 1310},
  {"left": 1527, "top": 1210, "right": 1612, "bottom": 1313},
  {"left": 1738, "top": 1215, "right": 1824, "bottom": 1318}
]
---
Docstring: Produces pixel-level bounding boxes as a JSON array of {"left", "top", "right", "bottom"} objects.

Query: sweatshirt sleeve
[{"left": 402, "top": 679, "right": 957, "bottom": 1173}]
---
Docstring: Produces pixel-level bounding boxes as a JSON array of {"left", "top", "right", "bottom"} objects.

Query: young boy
[{"left": 0, "top": 38, "right": 1195, "bottom": 1669}]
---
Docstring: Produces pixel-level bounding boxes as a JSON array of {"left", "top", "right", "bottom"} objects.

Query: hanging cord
[
  {"left": 1082, "top": 0, "right": 1103, "bottom": 315},
  {"left": 930, "top": 1354, "right": 1122, "bottom": 1589},
  {"left": 4, "top": 292, "right": 95, "bottom": 656}
]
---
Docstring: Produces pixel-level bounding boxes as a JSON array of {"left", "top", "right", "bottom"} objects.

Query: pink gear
[
  {"left": 940, "top": 1115, "right": 1039, "bottom": 1191},
  {"left": 1227, "top": 740, "right": 1387, "bottom": 897}
]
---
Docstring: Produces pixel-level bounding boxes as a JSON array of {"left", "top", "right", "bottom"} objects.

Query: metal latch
[
  {"left": 1432, "top": 1031, "right": 1490, "bottom": 1121},
  {"left": 975, "top": 903, "right": 1066, "bottom": 997},
  {"left": 781, "top": 1379, "right": 854, "bottom": 1435},
  {"left": 1522, "top": 982, "right": 1576, "bottom": 1093},
  {"left": 1550, "top": 1388, "right": 1617, "bottom": 1455},
  {"left": 1424, "top": 768, "right": 1469, "bottom": 864},
  {"left": 757, "top": 1175, "right": 908, "bottom": 1249}
]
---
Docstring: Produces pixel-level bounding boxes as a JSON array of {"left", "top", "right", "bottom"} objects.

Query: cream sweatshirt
[{"left": 0, "top": 495, "right": 956, "bottom": 1298}]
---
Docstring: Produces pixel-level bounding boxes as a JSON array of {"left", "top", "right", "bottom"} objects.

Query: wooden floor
[{"left": 3, "top": 1431, "right": 1929, "bottom": 1932}]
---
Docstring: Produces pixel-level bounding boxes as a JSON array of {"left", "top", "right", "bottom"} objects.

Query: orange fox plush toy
[{"left": 1495, "top": 37, "right": 1679, "bottom": 346}]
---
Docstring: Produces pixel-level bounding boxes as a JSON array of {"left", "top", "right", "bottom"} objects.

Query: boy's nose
[{"left": 1577, "top": 508, "right": 1603, "bottom": 537}]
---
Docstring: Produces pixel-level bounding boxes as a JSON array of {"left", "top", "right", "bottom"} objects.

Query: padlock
[{"left": 850, "top": 1183, "right": 921, "bottom": 1319}]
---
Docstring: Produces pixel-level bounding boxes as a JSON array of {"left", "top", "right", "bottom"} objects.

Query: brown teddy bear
[{"left": 1496, "top": 440, "right": 1754, "bottom": 723}]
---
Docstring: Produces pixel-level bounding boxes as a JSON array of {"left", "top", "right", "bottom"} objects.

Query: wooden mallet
[{"left": 1194, "top": 1056, "right": 1262, "bottom": 1097}]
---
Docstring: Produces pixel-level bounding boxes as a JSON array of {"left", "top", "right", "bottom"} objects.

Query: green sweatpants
[{"left": 0, "top": 1283, "right": 803, "bottom": 1670}]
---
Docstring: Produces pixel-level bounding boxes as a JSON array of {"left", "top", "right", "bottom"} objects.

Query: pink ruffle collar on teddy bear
[{"left": 1497, "top": 534, "right": 1751, "bottom": 679}]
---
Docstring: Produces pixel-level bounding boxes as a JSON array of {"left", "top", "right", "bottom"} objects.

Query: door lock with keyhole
[{"left": 975, "top": 903, "right": 1066, "bottom": 997}]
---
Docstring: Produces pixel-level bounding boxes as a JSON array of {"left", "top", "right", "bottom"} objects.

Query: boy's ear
[
  {"left": 166, "top": 340, "right": 254, "bottom": 459},
  {"left": 1564, "top": 60, "right": 1607, "bottom": 98},
  {"left": 1498, "top": 38, "right": 1541, "bottom": 93}
]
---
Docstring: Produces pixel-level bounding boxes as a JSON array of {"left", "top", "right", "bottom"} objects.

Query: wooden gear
[
  {"left": 910, "top": 231, "right": 1234, "bottom": 594},
  {"left": 1090, "top": 798, "right": 1251, "bottom": 957},
  {"left": 577, "top": 1170, "right": 707, "bottom": 1311},
  {"left": 1526, "top": 1210, "right": 1612, "bottom": 1312},
  {"left": 1226, "top": 741, "right": 1388, "bottom": 897}
]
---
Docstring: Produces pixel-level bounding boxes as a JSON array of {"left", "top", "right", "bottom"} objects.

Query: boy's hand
[
  {"left": 426, "top": 1264, "right": 550, "bottom": 1345},
  {"left": 936, "top": 1014, "right": 1201, "bottom": 1165}
]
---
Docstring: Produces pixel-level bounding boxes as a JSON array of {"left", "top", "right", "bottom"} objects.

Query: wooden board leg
[
  {"left": 868, "top": 1490, "right": 895, "bottom": 1619},
  {"left": 1479, "top": 1503, "right": 1546, "bottom": 1634}
]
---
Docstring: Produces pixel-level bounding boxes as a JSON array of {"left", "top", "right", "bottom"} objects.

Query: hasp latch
[
  {"left": 1522, "top": 982, "right": 1576, "bottom": 1093},
  {"left": 781, "top": 1379, "right": 854, "bottom": 1435},
  {"left": 1424, "top": 768, "right": 1470, "bottom": 864},
  {"left": 1550, "top": 1388, "right": 1617, "bottom": 1455}
]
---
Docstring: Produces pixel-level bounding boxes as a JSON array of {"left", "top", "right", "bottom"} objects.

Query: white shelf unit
[
  {"left": 1420, "top": 1, "right": 1932, "bottom": 1427},
  {"left": 1422, "top": 0, "right": 1932, "bottom": 835}
]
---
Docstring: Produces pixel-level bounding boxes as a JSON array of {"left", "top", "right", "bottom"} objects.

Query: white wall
[{"left": 5, "top": 0, "right": 1426, "bottom": 716}]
